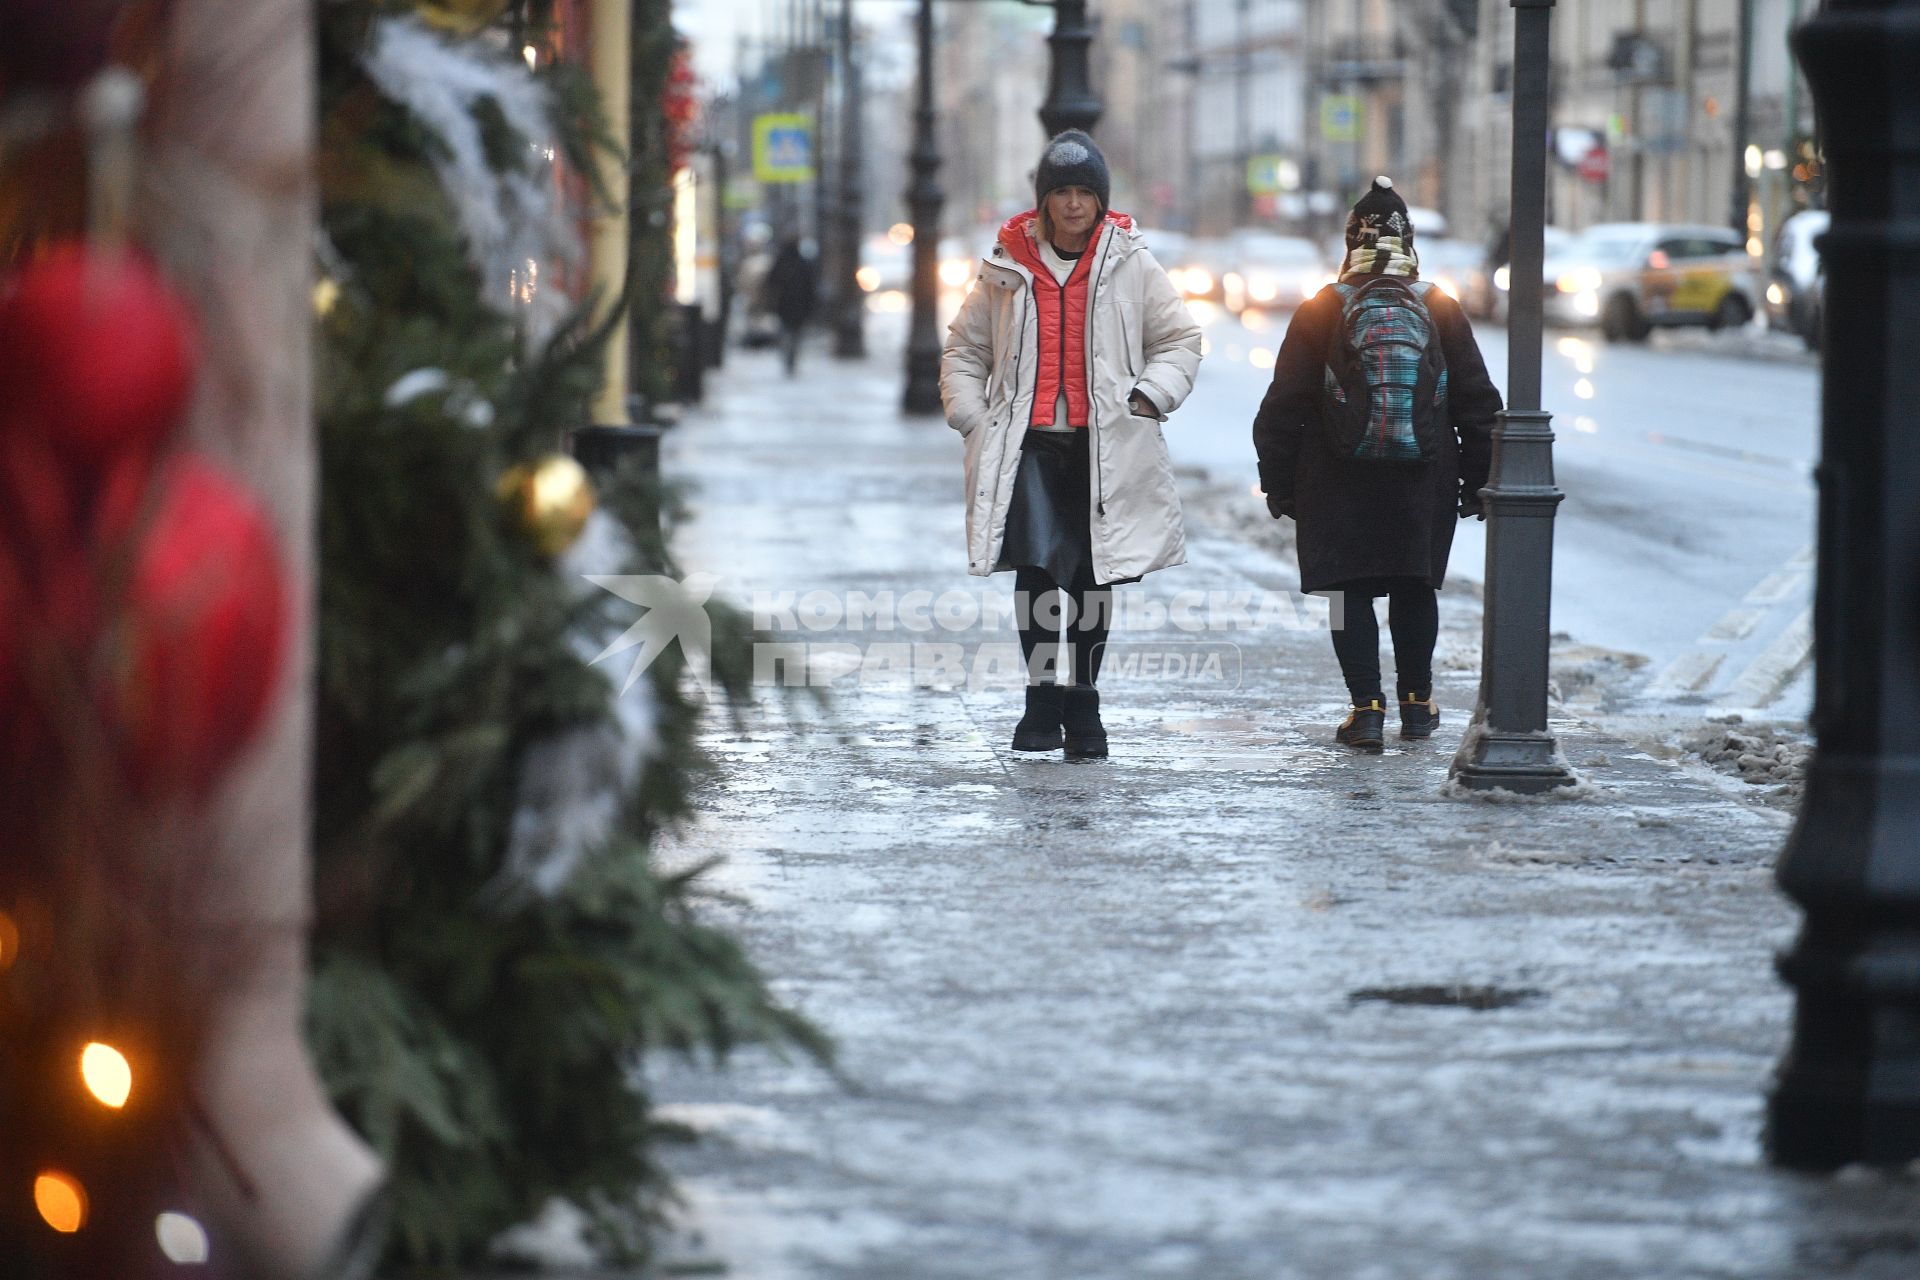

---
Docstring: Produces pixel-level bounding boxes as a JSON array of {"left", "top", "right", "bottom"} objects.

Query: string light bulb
[
  {"left": 156, "top": 1212, "right": 211, "bottom": 1264},
  {"left": 34, "top": 1173, "right": 87, "bottom": 1233},
  {"left": 80, "top": 1041, "right": 132, "bottom": 1108}
]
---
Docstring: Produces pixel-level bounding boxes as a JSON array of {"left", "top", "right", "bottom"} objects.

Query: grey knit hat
[
  {"left": 1035, "top": 130, "right": 1110, "bottom": 211},
  {"left": 1345, "top": 175, "right": 1413, "bottom": 249}
]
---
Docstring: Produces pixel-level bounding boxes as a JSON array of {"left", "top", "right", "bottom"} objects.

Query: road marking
[
  {"left": 1647, "top": 650, "right": 1725, "bottom": 697},
  {"left": 1692, "top": 555, "right": 1809, "bottom": 646},
  {"left": 1744, "top": 571, "right": 1804, "bottom": 604},
  {"left": 1744, "top": 548, "right": 1812, "bottom": 604},
  {"left": 1700, "top": 607, "right": 1766, "bottom": 643},
  {"left": 1724, "top": 608, "right": 1814, "bottom": 710}
]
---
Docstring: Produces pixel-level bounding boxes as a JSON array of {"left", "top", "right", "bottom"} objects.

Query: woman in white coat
[{"left": 941, "top": 131, "right": 1203, "bottom": 758}]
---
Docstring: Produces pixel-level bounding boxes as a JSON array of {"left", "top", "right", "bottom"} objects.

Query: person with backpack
[
  {"left": 1252, "top": 176, "right": 1503, "bottom": 751},
  {"left": 942, "top": 130, "right": 1203, "bottom": 759}
]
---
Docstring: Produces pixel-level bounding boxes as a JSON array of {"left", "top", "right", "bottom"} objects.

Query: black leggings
[
  {"left": 1014, "top": 566, "right": 1111, "bottom": 687},
  {"left": 1328, "top": 579, "right": 1438, "bottom": 706}
]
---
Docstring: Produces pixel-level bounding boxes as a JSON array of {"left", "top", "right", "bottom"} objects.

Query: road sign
[
  {"left": 753, "top": 114, "right": 815, "bottom": 184},
  {"left": 1320, "top": 94, "right": 1363, "bottom": 143},
  {"left": 1246, "top": 154, "right": 1301, "bottom": 196}
]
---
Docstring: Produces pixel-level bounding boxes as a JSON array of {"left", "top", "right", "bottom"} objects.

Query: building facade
[{"left": 1456, "top": 0, "right": 1817, "bottom": 249}]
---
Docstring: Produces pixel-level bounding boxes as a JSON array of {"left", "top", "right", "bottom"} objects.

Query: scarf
[{"left": 1342, "top": 236, "right": 1419, "bottom": 280}]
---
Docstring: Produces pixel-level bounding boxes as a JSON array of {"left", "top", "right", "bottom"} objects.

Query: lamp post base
[
  {"left": 1768, "top": 982, "right": 1920, "bottom": 1170},
  {"left": 1450, "top": 720, "right": 1578, "bottom": 794},
  {"left": 1766, "top": 751, "right": 1920, "bottom": 1169}
]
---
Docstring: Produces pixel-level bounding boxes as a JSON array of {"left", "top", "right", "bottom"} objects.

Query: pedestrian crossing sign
[
  {"left": 1247, "top": 155, "right": 1300, "bottom": 195},
  {"left": 753, "top": 114, "right": 815, "bottom": 184},
  {"left": 1321, "top": 94, "right": 1364, "bottom": 143}
]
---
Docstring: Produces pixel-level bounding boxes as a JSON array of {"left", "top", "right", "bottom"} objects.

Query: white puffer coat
[{"left": 940, "top": 212, "right": 1203, "bottom": 584}]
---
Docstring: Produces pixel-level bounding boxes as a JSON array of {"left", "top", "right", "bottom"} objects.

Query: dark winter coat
[
  {"left": 765, "top": 244, "right": 819, "bottom": 328},
  {"left": 1251, "top": 279, "right": 1502, "bottom": 594}
]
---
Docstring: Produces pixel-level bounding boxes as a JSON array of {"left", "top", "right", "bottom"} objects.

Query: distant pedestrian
[
  {"left": 734, "top": 223, "right": 780, "bottom": 349},
  {"left": 1252, "top": 176, "right": 1503, "bottom": 751},
  {"left": 764, "top": 235, "right": 818, "bottom": 375},
  {"left": 942, "top": 130, "right": 1203, "bottom": 759}
]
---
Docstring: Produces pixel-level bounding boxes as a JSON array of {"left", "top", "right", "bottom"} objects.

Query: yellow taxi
[{"left": 1540, "top": 223, "right": 1764, "bottom": 343}]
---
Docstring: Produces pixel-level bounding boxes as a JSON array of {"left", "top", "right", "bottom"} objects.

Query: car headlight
[
  {"left": 1556, "top": 267, "right": 1604, "bottom": 294},
  {"left": 1572, "top": 290, "right": 1601, "bottom": 318},
  {"left": 1246, "top": 272, "right": 1279, "bottom": 303},
  {"left": 938, "top": 258, "right": 972, "bottom": 289},
  {"left": 1493, "top": 265, "right": 1510, "bottom": 291},
  {"left": 1180, "top": 267, "right": 1214, "bottom": 297},
  {"left": 1766, "top": 282, "right": 1786, "bottom": 306}
]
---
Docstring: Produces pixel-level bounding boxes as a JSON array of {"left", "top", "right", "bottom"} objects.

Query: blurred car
[
  {"left": 938, "top": 235, "right": 976, "bottom": 290},
  {"left": 1793, "top": 268, "right": 1824, "bottom": 354},
  {"left": 1405, "top": 205, "right": 1450, "bottom": 239},
  {"left": 1134, "top": 227, "right": 1194, "bottom": 273},
  {"left": 855, "top": 234, "right": 910, "bottom": 296},
  {"left": 1765, "top": 209, "right": 1827, "bottom": 351},
  {"left": 1459, "top": 226, "right": 1573, "bottom": 321},
  {"left": 1540, "top": 222, "right": 1763, "bottom": 342},
  {"left": 1412, "top": 238, "right": 1485, "bottom": 307},
  {"left": 1165, "top": 236, "right": 1236, "bottom": 304},
  {"left": 1224, "top": 230, "right": 1331, "bottom": 312}
]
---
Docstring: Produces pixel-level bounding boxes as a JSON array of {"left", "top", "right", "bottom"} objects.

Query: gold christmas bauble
[
  {"left": 497, "top": 454, "right": 595, "bottom": 557},
  {"left": 414, "top": 0, "right": 510, "bottom": 37}
]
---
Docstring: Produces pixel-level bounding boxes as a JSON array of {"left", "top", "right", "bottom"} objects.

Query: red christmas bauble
[
  {"left": 116, "top": 457, "right": 288, "bottom": 800},
  {"left": 0, "top": 243, "right": 196, "bottom": 473}
]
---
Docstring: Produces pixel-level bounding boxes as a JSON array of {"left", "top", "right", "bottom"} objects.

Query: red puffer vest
[{"left": 997, "top": 209, "right": 1134, "bottom": 429}]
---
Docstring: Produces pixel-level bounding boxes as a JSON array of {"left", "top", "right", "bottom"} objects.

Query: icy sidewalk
[{"left": 623, "top": 334, "right": 1914, "bottom": 1280}]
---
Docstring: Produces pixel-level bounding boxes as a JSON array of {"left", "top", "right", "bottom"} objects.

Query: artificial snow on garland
[
  {"left": 491, "top": 510, "right": 664, "bottom": 901},
  {"left": 362, "top": 16, "right": 579, "bottom": 343}
]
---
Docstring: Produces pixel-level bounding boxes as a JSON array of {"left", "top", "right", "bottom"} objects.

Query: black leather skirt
[{"left": 995, "top": 428, "right": 1097, "bottom": 589}]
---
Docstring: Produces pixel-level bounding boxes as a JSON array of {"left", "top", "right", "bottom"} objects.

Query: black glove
[
  {"left": 1266, "top": 492, "right": 1295, "bottom": 521},
  {"left": 1458, "top": 491, "right": 1487, "bottom": 521}
]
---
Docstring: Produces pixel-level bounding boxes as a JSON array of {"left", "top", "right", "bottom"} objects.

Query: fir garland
[{"left": 309, "top": 2, "right": 824, "bottom": 1269}]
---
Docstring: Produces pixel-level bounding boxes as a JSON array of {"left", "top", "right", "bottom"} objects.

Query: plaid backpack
[{"left": 1321, "top": 277, "right": 1449, "bottom": 464}]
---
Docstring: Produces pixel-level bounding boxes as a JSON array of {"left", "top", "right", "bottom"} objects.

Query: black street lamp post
[
  {"left": 1035, "top": 0, "right": 1102, "bottom": 138},
  {"left": 1766, "top": 0, "right": 1920, "bottom": 1170},
  {"left": 1236, "top": 0, "right": 1251, "bottom": 225},
  {"left": 1449, "top": 0, "right": 1577, "bottom": 795},
  {"left": 1729, "top": 0, "right": 1756, "bottom": 238},
  {"left": 901, "top": 0, "right": 946, "bottom": 413},
  {"left": 833, "top": 0, "right": 866, "bottom": 359}
]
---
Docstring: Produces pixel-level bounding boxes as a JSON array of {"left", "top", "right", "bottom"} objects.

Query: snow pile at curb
[{"left": 1682, "top": 719, "right": 1809, "bottom": 809}]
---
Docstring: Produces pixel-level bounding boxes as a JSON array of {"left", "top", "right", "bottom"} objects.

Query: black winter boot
[
  {"left": 1061, "top": 684, "right": 1109, "bottom": 759},
  {"left": 1399, "top": 695, "right": 1439, "bottom": 739},
  {"left": 1336, "top": 699, "right": 1387, "bottom": 752},
  {"left": 1012, "top": 684, "right": 1065, "bottom": 752}
]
